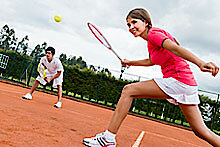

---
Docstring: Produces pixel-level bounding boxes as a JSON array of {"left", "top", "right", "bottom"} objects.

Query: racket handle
[{"left": 110, "top": 49, "right": 122, "bottom": 62}]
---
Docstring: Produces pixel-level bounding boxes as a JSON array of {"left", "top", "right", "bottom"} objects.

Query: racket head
[
  {"left": 87, "top": 22, "right": 112, "bottom": 49},
  {"left": 87, "top": 22, "right": 123, "bottom": 62},
  {"left": 37, "top": 63, "right": 47, "bottom": 78}
]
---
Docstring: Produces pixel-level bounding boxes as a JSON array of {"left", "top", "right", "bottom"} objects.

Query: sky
[{"left": 1, "top": 0, "right": 220, "bottom": 96}]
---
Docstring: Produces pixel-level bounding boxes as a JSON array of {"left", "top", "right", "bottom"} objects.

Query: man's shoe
[
  {"left": 54, "top": 101, "right": 62, "bottom": 108},
  {"left": 22, "top": 93, "right": 32, "bottom": 100}
]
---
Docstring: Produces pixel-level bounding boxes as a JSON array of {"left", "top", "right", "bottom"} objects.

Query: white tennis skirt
[{"left": 154, "top": 77, "right": 200, "bottom": 105}]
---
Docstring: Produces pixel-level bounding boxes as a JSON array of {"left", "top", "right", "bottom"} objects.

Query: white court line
[{"left": 132, "top": 131, "right": 145, "bottom": 147}]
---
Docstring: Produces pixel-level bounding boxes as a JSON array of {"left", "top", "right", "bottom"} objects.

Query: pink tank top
[{"left": 147, "top": 27, "right": 197, "bottom": 86}]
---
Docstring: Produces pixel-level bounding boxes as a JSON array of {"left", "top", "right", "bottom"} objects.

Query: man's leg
[
  {"left": 57, "top": 85, "right": 62, "bottom": 102},
  {"left": 54, "top": 85, "right": 62, "bottom": 108},
  {"left": 22, "top": 80, "right": 40, "bottom": 100},
  {"left": 30, "top": 80, "right": 40, "bottom": 95}
]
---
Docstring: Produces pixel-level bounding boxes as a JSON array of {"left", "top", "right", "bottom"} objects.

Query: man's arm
[{"left": 45, "top": 71, "right": 61, "bottom": 83}]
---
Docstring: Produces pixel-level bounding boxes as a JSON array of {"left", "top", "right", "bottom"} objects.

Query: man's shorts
[{"left": 36, "top": 69, "right": 63, "bottom": 88}]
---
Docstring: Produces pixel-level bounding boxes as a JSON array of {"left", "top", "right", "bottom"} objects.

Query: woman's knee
[{"left": 122, "top": 84, "right": 135, "bottom": 96}]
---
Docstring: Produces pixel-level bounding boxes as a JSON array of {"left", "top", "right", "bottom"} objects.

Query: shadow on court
[{"left": 0, "top": 82, "right": 210, "bottom": 147}]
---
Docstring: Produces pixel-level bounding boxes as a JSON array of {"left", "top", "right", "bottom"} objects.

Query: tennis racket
[
  {"left": 87, "top": 22, "right": 122, "bottom": 62},
  {"left": 37, "top": 63, "right": 47, "bottom": 78}
]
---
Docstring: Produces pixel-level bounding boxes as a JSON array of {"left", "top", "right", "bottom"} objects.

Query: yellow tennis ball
[{"left": 54, "top": 15, "right": 62, "bottom": 22}]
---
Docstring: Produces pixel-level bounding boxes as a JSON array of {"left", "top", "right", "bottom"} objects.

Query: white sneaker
[
  {"left": 54, "top": 101, "right": 62, "bottom": 108},
  {"left": 83, "top": 132, "right": 116, "bottom": 147},
  {"left": 22, "top": 93, "right": 32, "bottom": 100}
]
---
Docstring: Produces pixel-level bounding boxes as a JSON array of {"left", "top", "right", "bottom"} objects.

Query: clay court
[{"left": 0, "top": 81, "right": 211, "bottom": 147}]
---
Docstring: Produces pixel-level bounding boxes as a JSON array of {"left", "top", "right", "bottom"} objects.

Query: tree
[
  {"left": 0, "top": 25, "right": 16, "bottom": 50},
  {"left": 30, "top": 42, "right": 47, "bottom": 57},
  {"left": 18, "top": 35, "right": 29, "bottom": 55},
  {"left": 59, "top": 53, "right": 67, "bottom": 64},
  {"left": 59, "top": 54, "right": 88, "bottom": 69}
]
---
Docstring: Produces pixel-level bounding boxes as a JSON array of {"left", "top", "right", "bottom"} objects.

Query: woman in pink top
[{"left": 83, "top": 8, "right": 220, "bottom": 147}]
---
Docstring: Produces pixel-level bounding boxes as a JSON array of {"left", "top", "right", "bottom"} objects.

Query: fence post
[
  {"left": 95, "top": 69, "right": 103, "bottom": 102},
  {"left": 63, "top": 61, "right": 69, "bottom": 81},
  {"left": 211, "top": 94, "right": 219, "bottom": 130},
  {"left": 20, "top": 56, "right": 38, "bottom": 81},
  {"left": 27, "top": 58, "right": 38, "bottom": 86},
  {"left": 7, "top": 48, "right": 19, "bottom": 77},
  {"left": 18, "top": 59, "right": 26, "bottom": 81}
]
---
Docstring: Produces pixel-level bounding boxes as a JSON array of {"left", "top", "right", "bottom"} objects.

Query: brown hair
[{"left": 126, "top": 8, "right": 152, "bottom": 29}]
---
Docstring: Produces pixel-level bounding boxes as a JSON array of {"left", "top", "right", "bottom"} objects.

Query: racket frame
[{"left": 87, "top": 22, "right": 122, "bottom": 62}]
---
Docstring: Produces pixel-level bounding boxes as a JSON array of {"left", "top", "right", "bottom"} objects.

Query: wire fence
[{"left": 0, "top": 51, "right": 219, "bottom": 135}]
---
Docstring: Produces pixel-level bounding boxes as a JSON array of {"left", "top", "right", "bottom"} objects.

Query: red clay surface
[{"left": 0, "top": 81, "right": 211, "bottom": 147}]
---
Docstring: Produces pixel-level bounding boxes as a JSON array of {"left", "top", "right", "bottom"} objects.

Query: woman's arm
[
  {"left": 122, "top": 58, "right": 154, "bottom": 67},
  {"left": 162, "top": 39, "right": 219, "bottom": 76}
]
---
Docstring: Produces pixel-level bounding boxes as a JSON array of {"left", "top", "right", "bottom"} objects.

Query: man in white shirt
[{"left": 22, "top": 47, "right": 64, "bottom": 108}]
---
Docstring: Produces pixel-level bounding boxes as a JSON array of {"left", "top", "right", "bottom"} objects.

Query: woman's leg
[
  {"left": 108, "top": 79, "right": 170, "bottom": 133},
  {"left": 179, "top": 104, "right": 220, "bottom": 146}
]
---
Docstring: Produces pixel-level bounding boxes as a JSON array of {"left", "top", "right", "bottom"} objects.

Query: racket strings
[
  {"left": 37, "top": 63, "right": 47, "bottom": 78},
  {"left": 88, "top": 23, "right": 111, "bottom": 49},
  {"left": 87, "top": 22, "right": 122, "bottom": 62}
]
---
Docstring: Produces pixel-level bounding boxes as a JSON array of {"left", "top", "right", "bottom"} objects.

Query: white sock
[{"left": 104, "top": 130, "right": 116, "bottom": 140}]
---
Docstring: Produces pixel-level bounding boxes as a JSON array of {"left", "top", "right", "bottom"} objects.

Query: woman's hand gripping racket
[{"left": 87, "top": 22, "right": 129, "bottom": 69}]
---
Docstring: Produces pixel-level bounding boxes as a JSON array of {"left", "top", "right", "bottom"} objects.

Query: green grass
[
  {"left": 213, "top": 130, "right": 220, "bottom": 135},
  {"left": 183, "top": 122, "right": 190, "bottom": 126},
  {"left": 83, "top": 97, "right": 89, "bottom": 100},
  {"left": 107, "top": 102, "right": 113, "bottom": 106}
]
